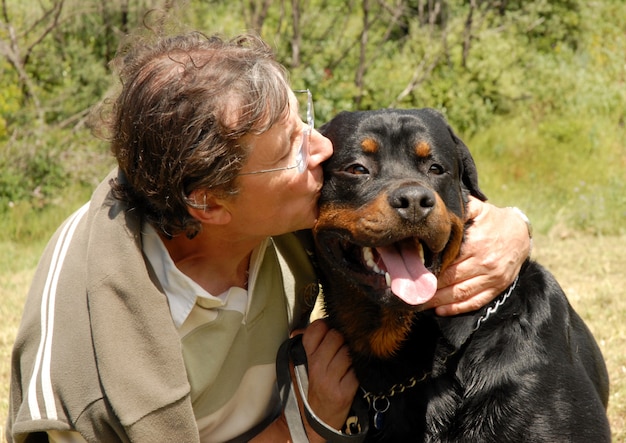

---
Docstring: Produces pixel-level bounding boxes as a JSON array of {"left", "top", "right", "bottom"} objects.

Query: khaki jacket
[{"left": 7, "top": 169, "right": 318, "bottom": 443}]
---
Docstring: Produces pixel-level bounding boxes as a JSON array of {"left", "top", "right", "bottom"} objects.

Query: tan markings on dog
[
  {"left": 439, "top": 211, "right": 465, "bottom": 274},
  {"left": 314, "top": 207, "right": 361, "bottom": 242},
  {"left": 315, "top": 193, "right": 467, "bottom": 360},
  {"left": 361, "top": 138, "right": 379, "bottom": 154},
  {"left": 415, "top": 141, "right": 431, "bottom": 158},
  {"left": 318, "top": 193, "right": 459, "bottom": 258},
  {"left": 350, "top": 195, "right": 397, "bottom": 241},
  {"left": 410, "top": 193, "right": 465, "bottom": 275},
  {"left": 316, "top": 195, "right": 397, "bottom": 244},
  {"left": 330, "top": 299, "right": 414, "bottom": 360},
  {"left": 413, "top": 193, "right": 452, "bottom": 254},
  {"left": 368, "top": 310, "right": 414, "bottom": 358}
]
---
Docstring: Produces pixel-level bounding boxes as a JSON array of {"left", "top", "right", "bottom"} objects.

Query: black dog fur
[{"left": 313, "top": 108, "right": 610, "bottom": 442}]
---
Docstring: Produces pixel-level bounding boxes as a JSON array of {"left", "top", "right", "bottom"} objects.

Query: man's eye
[{"left": 345, "top": 164, "right": 369, "bottom": 175}]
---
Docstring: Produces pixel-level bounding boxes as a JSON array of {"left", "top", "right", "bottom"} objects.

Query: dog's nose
[{"left": 388, "top": 186, "right": 435, "bottom": 222}]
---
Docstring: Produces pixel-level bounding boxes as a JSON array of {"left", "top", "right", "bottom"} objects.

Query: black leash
[{"left": 276, "top": 334, "right": 370, "bottom": 442}]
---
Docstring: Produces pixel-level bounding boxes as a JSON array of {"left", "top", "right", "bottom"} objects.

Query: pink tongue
[{"left": 377, "top": 244, "right": 437, "bottom": 305}]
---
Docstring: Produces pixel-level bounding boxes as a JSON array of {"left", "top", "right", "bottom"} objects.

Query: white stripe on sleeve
[{"left": 27, "top": 202, "right": 89, "bottom": 421}]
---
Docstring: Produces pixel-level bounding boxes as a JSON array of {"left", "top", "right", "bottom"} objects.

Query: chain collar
[{"left": 360, "top": 274, "right": 520, "bottom": 430}]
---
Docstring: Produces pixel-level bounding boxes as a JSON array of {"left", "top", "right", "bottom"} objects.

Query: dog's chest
[{"left": 354, "top": 318, "right": 468, "bottom": 441}]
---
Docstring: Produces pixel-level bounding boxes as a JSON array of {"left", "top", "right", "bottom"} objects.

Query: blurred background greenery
[{"left": 1, "top": 0, "right": 624, "bottom": 244}]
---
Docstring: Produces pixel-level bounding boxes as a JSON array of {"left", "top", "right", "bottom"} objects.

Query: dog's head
[{"left": 314, "top": 108, "right": 486, "bottom": 311}]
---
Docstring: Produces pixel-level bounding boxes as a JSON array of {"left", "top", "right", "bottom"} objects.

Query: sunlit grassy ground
[
  {"left": 532, "top": 233, "right": 626, "bottom": 441},
  {"left": 1, "top": 241, "right": 43, "bottom": 440},
  {"left": 1, "top": 233, "right": 624, "bottom": 440}
]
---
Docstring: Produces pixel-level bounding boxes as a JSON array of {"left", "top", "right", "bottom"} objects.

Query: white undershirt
[{"left": 141, "top": 223, "right": 269, "bottom": 327}]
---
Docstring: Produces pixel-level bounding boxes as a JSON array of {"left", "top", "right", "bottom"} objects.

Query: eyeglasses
[{"left": 238, "top": 89, "right": 314, "bottom": 175}]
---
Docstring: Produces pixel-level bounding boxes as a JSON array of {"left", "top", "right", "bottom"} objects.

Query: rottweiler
[{"left": 313, "top": 108, "right": 611, "bottom": 442}]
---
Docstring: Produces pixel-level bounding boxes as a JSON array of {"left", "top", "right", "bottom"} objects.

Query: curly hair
[{"left": 105, "top": 32, "right": 290, "bottom": 238}]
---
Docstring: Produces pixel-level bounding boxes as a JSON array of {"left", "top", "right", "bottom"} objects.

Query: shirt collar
[{"left": 141, "top": 223, "right": 268, "bottom": 328}]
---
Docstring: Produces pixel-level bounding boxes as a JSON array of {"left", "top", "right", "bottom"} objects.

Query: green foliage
[
  {"left": 0, "top": 62, "right": 21, "bottom": 140},
  {"left": 469, "top": 111, "right": 626, "bottom": 236},
  {"left": 497, "top": 0, "right": 582, "bottom": 52},
  {"left": 467, "top": 0, "right": 626, "bottom": 235},
  {"left": 28, "top": 37, "right": 110, "bottom": 124},
  {"left": 0, "top": 147, "right": 66, "bottom": 207},
  {"left": 0, "top": 0, "right": 624, "bottom": 241},
  {"left": 0, "top": 126, "right": 114, "bottom": 243}
]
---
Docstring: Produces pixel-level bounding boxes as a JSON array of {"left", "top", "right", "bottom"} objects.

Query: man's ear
[{"left": 186, "top": 189, "right": 232, "bottom": 225}]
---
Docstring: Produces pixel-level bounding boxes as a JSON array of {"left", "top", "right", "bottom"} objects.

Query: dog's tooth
[
  {"left": 385, "top": 272, "right": 391, "bottom": 288},
  {"left": 363, "top": 247, "right": 373, "bottom": 262},
  {"left": 363, "top": 246, "right": 385, "bottom": 275},
  {"left": 418, "top": 244, "right": 425, "bottom": 264},
  {"left": 370, "top": 257, "right": 381, "bottom": 273},
  {"left": 363, "top": 247, "right": 376, "bottom": 271}
]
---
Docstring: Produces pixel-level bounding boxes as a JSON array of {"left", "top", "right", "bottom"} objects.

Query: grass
[
  {"left": 0, "top": 240, "right": 46, "bottom": 437},
  {"left": 1, "top": 232, "right": 625, "bottom": 440},
  {"left": 468, "top": 112, "right": 626, "bottom": 237},
  {"left": 531, "top": 233, "right": 626, "bottom": 441}
]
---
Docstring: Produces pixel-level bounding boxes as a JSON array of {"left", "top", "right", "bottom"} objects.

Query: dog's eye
[
  {"left": 345, "top": 164, "right": 370, "bottom": 175},
  {"left": 429, "top": 164, "right": 444, "bottom": 175}
]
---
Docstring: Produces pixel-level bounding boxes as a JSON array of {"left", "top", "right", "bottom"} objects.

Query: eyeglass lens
[
  {"left": 237, "top": 89, "right": 313, "bottom": 175},
  {"left": 294, "top": 90, "right": 314, "bottom": 173}
]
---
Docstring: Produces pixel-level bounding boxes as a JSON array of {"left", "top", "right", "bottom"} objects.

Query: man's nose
[{"left": 310, "top": 129, "right": 333, "bottom": 163}]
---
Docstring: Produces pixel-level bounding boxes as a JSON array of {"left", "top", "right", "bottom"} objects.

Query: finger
[
  {"left": 299, "top": 319, "right": 330, "bottom": 350},
  {"left": 436, "top": 256, "right": 475, "bottom": 289},
  {"left": 326, "top": 344, "right": 355, "bottom": 380},
  {"left": 304, "top": 329, "right": 356, "bottom": 393},
  {"left": 431, "top": 261, "right": 520, "bottom": 316},
  {"left": 423, "top": 274, "right": 476, "bottom": 311},
  {"left": 434, "top": 288, "right": 500, "bottom": 316},
  {"left": 291, "top": 318, "right": 328, "bottom": 339},
  {"left": 302, "top": 320, "right": 346, "bottom": 365},
  {"left": 465, "top": 195, "right": 482, "bottom": 221}
]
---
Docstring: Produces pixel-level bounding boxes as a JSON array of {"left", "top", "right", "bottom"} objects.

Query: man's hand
[
  {"left": 297, "top": 319, "right": 358, "bottom": 442},
  {"left": 422, "top": 198, "right": 531, "bottom": 316}
]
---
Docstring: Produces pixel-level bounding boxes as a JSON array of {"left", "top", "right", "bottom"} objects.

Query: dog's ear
[
  {"left": 318, "top": 111, "right": 353, "bottom": 138},
  {"left": 421, "top": 108, "right": 487, "bottom": 201},
  {"left": 449, "top": 128, "right": 487, "bottom": 201}
]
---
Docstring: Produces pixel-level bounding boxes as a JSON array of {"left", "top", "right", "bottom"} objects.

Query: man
[{"left": 7, "top": 32, "right": 530, "bottom": 443}]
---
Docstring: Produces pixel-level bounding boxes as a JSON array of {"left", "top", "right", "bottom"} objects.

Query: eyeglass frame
[{"left": 238, "top": 89, "right": 314, "bottom": 176}]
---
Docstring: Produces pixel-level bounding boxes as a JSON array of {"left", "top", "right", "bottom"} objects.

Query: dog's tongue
[{"left": 378, "top": 244, "right": 437, "bottom": 305}]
